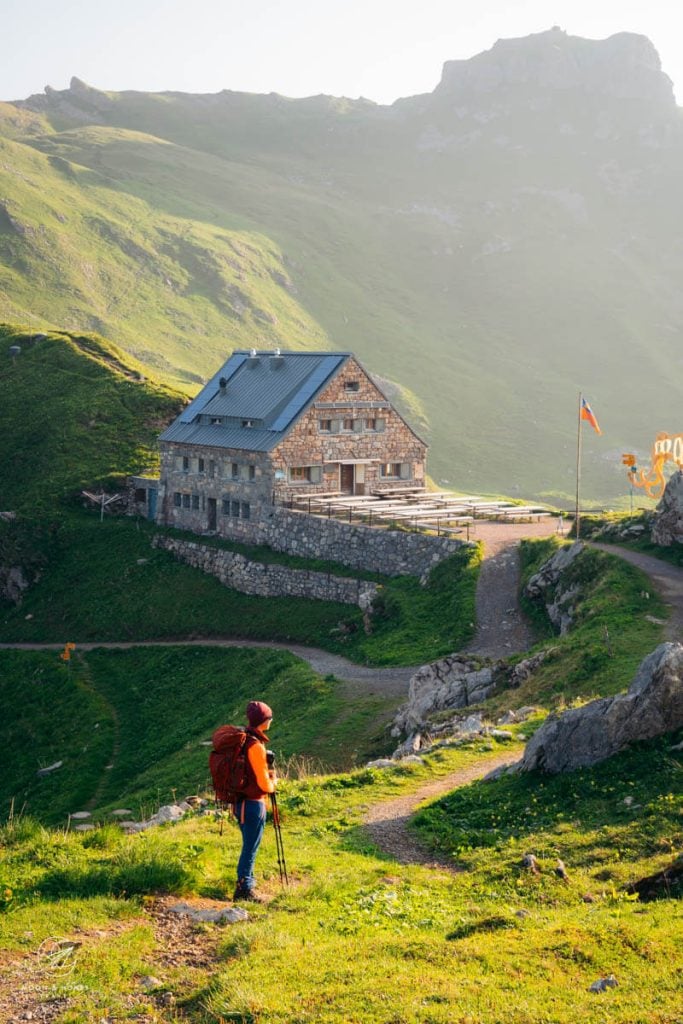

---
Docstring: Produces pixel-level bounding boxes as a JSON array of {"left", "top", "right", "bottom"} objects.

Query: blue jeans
[{"left": 235, "top": 799, "right": 267, "bottom": 890}]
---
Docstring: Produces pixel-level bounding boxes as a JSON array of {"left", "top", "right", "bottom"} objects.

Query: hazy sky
[{"left": 3, "top": 0, "right": 683, "bottom": 104}]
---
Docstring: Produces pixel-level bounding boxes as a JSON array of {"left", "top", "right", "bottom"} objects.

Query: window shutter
[
  {"left": 375, "top": 418, "right": 386, "bottom": 432},
  {"left": 330, "top": 418, "right": 341, "bottom": 433},
  {"left": 399, "top": 463, "right": 411, "bottom": 479},
  {"left": 309, "top": 465, "right": 322, "bottom": 484},
  {"left": 353, "top": 418, "right": 363, "bottom": 433}
]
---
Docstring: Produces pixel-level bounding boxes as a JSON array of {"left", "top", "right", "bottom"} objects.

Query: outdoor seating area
[{"left": 287, "top": 489, "right": 554, "bottom": 537}]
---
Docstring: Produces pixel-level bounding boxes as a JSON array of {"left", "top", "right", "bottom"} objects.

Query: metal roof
[{"left": 160, "top": 350, "right": 351, "bottom": 452}]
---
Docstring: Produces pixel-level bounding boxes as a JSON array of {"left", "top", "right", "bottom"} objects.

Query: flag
[{"left": 580, "top": 397, "right": 602, "bottom": 435}]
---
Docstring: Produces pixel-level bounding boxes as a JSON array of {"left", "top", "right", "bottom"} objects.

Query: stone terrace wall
[
  {"left": 214, "top": 507, "right": 466, "bottom": 576},
  {"left": 153, "top": 534, "right": 379, "bottom": 608}
]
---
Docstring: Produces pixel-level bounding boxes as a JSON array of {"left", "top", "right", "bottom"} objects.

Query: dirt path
[
  {"left": 465, "top": 519, "right": 564, "bottom": 658},
  {"left": 590, "top": 542, "right": 683, "bottom": 642},
  {"left": 364, "top": 750, "right": 519, "bottom": 867},
  {"left": 0, "top": 638, "right": 415, "bottom": 697}
]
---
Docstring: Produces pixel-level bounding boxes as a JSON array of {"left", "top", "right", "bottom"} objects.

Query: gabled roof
[{"left": 160, "top": 350, "right": 352, "bottom": 452}]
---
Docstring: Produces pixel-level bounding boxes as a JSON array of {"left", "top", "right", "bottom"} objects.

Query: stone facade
[
  {"left": 271, "top": 360, "right": 426, "bottom": 505},
  {"left": 158, "top": 446, "right": 272, "bottom": 533},
  {"left": 153, "top": 535, "right": 379, "bottom": 607},
  {"left": 157, "top": 355, "right": 427, "bottom": 537}
]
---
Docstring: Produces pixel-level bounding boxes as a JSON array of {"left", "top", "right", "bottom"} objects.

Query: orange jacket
[{"left": 247, "top": 739, "right": 276, "bottom": 799}]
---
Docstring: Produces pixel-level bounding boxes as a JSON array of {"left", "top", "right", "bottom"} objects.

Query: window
[
  {"left": 192, "top": 494, "right": 200, "bottom": 510},
  {"left": 222, "top": 499, "right": 230, "bottom": 515},
  {"left": 289, "top": 466, "right": 322, "bottom": 483},
  {"left": 319, "top": 419, "right": 332, "bottom": 432},
  {"left": 241, "top": 419, "right": 254, "bottom": 428},
  {"left": 231, "top": 462, "right": 239, "bottom": 479},
  {"left": 365, "top": 419, "right": 376, "bottom": 432},
  {"left": 173, "top": 492, "right": 182, "bottom": 507},
  {"left": 241, "top": 502, "right": 251, "bottom": 520},
  {"left": 249, "top": 465, "right": 256, "bottom": 480},
  {"left": 134, "top": 488, "right": 146, "bottom": 503},
  {"left": 211, "top": 417, "right": 222, "bottom": 425},
  {"left": 182, "top": 493, "right": 191, "bottom": 508},
  {"left": 344, "top": 380, "right": 360, "bottom": 392},
  {"left": 209, "top": 460, "right": 216, "bottom": 479},
  {"left": 380, "top": 463, "right": 401, "bottom": 479},
  {"left": 231, "top": 500, "right": 240, "bottom": 518},
  {"left": 198, "top": 458, "right": 205, "bottom": 473},
  {"left": 182, "top": 456, "right": 190, "bottom": 472},
  {"left": 342, "top": 418, "right": 354, "bottom": 431}
]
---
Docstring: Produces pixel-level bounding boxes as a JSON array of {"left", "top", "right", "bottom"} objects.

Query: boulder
[
  {"left": 521, "top": 643, "right": 683, "bottom": 773},
  {"left": 393, "top": 656, "right": 497, "bottom": 735},
  {"left": 651, "top": 470, "right": 683, "bottom": 546}
]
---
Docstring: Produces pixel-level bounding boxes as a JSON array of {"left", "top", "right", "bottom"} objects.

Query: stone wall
[
  {"left": 153, "top": 534, "right": 379, "bottom": 607},
  {"left": 205, "top": 506, "right": 466, "bottom": 576}
]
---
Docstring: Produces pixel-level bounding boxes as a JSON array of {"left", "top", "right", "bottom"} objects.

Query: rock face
[
  {"left": 0, "top": 564, "right": 30, "bottom": 604},
  {"left": 521, "top": 643, "right": 683, "bottom": 773},
  {"left": 524, "top": 541, "right": 583, "bottom": 634},
  {"left": 393, "top": 655, "right": 498, "bottom": 737},
  {"left": 651, "top": 470, "right": 683, "bottom": 546},
  {"left": 435, "top": 29, "right": 675, "bottom": 111}
]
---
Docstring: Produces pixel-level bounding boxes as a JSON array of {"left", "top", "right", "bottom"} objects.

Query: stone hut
[{"left": 156, "top": 349, "right": 427, "bottom": 536}]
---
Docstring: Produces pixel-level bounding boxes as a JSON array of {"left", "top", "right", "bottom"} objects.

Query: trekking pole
[{"left": 270, "top": 792, "right": 289, "bottom": 886}]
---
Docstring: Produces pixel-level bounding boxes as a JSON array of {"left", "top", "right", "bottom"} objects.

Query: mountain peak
[{"left": 435, "top": 29, "right": 675, "bottom": 109}]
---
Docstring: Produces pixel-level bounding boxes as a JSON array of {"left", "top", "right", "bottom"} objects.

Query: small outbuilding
[{"left": 156, "top": 349, "right": 427, "bottom": 534}]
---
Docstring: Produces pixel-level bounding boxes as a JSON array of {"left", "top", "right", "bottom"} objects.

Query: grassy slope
[
  {"left": 0, "top": 646, "right": 396, "bottom": 825},
  {"left": 490, "top": 537, "right": 667, "bottom": 712},
  {"left": 0, "top": 325, "right": 183, "bottom": 511},
  {"left": 0, "top": 511, "right": 480, "bottom": 665},
  {"left": 0, "top": 735, "right": 681, "bottom": 1023},
  {"left": 4, "top": 87, "right": 683, "bottom": 499}
]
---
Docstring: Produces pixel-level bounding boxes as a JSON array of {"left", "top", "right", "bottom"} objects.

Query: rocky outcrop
[
  {"left": 651, "top": 470, "right": 683, "bottom": 546},
  {"left": 520, "top": 642, "right": 683, "bottom": 773},
  {"left": 524, "top": 541, "right": 583, "bottom": 634},
  {"left": 0, "top": 564, "right": 30, "bottom": 604},
  {"left": 435, "top": 30, "right": 675, "bottom": 111},
  {"left": 392, "top": 655, "right": 499, "bottom": 737}
]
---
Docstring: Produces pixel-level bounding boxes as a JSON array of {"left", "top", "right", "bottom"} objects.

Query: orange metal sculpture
[{"left": 628, "top": 432, "right": 683, "bottom": 499}]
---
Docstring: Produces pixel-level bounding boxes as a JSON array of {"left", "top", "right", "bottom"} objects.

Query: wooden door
[{"left": 340, "top": 464, "right": 354, "bottom": 494}]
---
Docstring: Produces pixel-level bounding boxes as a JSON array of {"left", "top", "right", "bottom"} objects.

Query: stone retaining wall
[
  {"left": 219, "top": 507, "right": 465, "bottom": 576},
  {"left": 153, "top": 535, "right": 379, "bottom": 608}
]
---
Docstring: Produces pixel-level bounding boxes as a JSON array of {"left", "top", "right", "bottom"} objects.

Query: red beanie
[{"left": 246, "top": 700, "right": 273, "bottom": 727}]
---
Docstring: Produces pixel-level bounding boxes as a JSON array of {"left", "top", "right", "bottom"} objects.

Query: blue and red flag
[{"left": 580, "top": 397, "right": 602, "bottom": 435}]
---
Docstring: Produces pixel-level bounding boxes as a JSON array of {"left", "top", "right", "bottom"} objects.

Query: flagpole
[{"left": 575, "top": 391, "right": 583, "bottom": 540}]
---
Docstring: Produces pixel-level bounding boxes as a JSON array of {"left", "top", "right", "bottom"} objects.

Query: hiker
[{"left": 233, "top": 700, "right": 276, "bottom": 902}]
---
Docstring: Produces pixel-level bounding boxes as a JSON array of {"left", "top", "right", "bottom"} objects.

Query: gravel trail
[
  {"left": 589, "top": 542, "right": 683, "bottom": 642},
  {"left": 364, "top": 751, "right": 519, "bottom": 867}
]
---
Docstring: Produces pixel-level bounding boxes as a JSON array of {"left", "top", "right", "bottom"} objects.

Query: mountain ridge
[{"left": 2, "top": 29, "right": 683, "bottom": 501}]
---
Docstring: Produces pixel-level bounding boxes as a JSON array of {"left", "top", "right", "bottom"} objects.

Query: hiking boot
[
  {"left": 235, "top": 880, "right": 266, "bottom": 905},
  {"left": 233, "top": 882, "right": 267, "bottom": 903}
]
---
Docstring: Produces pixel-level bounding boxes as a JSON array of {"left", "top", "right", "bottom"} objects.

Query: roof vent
[
  {"left": 247, "top": 348, "right": 261, "bottom": 368},
  {"left": 219, "top": 376, "right": 228, "bottom": 390},
  {"left": 270, "top": 347, "right": 285, "bottom": 369}
]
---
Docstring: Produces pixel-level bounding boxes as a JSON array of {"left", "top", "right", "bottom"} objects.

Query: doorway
[
  {"left": 207, "top": 497, "right": 217, "bottom": 531},
  {"left": 340, "top": 464, "right": 354, "bottom": 494}
]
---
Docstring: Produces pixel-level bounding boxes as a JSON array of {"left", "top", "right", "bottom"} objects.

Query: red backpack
[{"left": 209, "top": 725, "right": 254, "bottom": 805}]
